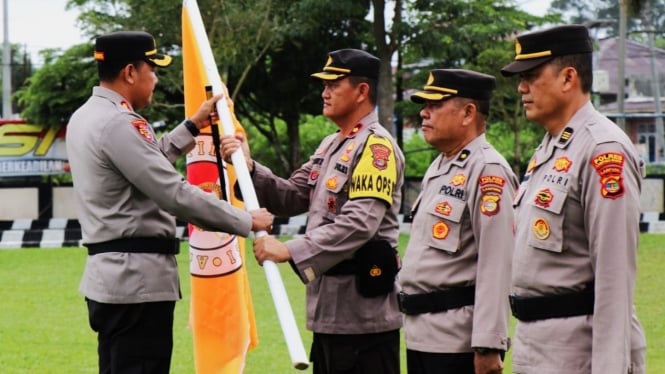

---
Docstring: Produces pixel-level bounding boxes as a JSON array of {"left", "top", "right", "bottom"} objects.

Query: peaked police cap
[
  {"left": 501, "top": 24, "right": 592, "bottom": 76},
  {"left": 94, "top": 31, "right": 172, "bottom": 68},
  {"left": 411, "top": 69, "right": 496, "bottom": 103},
  {"left": 311, "top": 49, "right": 380, "bottom": 81}
]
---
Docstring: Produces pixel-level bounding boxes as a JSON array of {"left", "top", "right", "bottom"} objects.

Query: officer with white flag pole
[{"left": 182, "top": 0, "right": 309, "bottom": 369}]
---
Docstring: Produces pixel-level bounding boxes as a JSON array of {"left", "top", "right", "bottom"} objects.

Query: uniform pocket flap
[
  {"left": 528, "top": 185, "right": 567, "bottom": 214},
  {"left": 427, "top": 198, "right": 465, "bottom": 223}
]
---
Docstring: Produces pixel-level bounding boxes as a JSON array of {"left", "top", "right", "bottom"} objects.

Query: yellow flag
[{"left": 182, "top": 4, "right": 258, "bottom": 373}]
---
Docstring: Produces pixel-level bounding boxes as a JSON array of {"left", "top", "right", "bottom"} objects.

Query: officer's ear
[{"left": 116, "top": 63, "right": 132, "bottom": 83}]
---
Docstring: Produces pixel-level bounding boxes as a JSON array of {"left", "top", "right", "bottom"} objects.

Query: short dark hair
[
  {"left": 550, "top": 53, "right": 593, "bottom": 93},
  {"left": 454, "top": 97, "right": 490, "bottom": 121},
  {"left": 98, "top": 59, "right": 146, "bottom": 82},
  {"left": 347, "top": 76, "right": 378, "bottom": 105}
]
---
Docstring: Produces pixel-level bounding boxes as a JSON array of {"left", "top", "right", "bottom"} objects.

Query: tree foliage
[
  {"left": 1, "top": 44, "right": 35, "bottom": 116},
  {"left": 14, "top": 0, "right": 558, "bottom": 178},
  {"left": 14, "top": 44, "right": 97, "bottom": 127}
]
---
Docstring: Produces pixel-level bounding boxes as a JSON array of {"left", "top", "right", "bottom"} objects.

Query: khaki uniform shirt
[
  {"left": 252, "top": 111, "right": 404, "bottom": 334},
  {"left": 67, "top": 86, "right": 252, "bottom": 304},
  {"left": 511, "top": 102, "right": 647, "bottom": 374},
  {"left": 399, "top": 134, "right": 517, "bottom": 353}
]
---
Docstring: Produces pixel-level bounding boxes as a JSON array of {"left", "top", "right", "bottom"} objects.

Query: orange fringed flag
[{"left": 182, "top": 4, "right": 258, "bottom": 373}]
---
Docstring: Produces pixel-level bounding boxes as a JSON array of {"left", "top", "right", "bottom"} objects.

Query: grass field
[{"left": 0, "top": 233, "right": 663, "bottom": 373}]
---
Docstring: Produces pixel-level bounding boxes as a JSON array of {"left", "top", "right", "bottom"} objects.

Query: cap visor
[
  {"left": 500, "top": 57, "right": 551, "bottom": 77},
  {"left": 311, "top": 72, "right": 346, "bottom": 81},
  {"left": 410, "top": 91, "right": 451, "bottom": 103},
  {"left": 147, "top": 54, "right": 172, "bottom": 67}
]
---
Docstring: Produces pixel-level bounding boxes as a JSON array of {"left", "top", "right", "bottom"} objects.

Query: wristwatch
[{"left": 473, "top": 347, "right": 502, "bottom": 354}]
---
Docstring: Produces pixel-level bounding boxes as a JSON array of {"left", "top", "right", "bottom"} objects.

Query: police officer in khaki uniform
[
  {"left": 221, "top": 49, "right": 404, "bottom": 374},
  {"left": 500, "top": 25, "right": 647, "bottom": 374},
  {"left": 399, "top": 69, "right": 517, "bottom": 374},
  {"left": 66, "top": 31, "right": 272, "bottom": 373}
]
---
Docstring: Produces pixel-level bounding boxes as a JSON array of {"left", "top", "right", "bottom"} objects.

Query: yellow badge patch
[
  {"left": 553, "top": 156, "right": 572, "bottom": 172},
  {"left": 326, "top": 176, "right": 338, "bottom": 190},
  {"left": 532, "top": 218, "right": 550, "bottom": 240},
  {"left": 451, "top": 173, "right": 466, "bottom": 186},
  {"left": 432, "top": 221, "right": 449, "bottom": 239},
  {"left": 349, "top": 135, "right": 397, "bottom": 205},
  {"left": 480, "top": 194, "right": 501, "bottom": 216}
]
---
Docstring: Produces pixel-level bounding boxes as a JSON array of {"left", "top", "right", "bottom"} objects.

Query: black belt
[
  {"left": 398, "top": 286, "right": 475, "bottom": 315},
  {"left": 509, "top": 287, "right": 594, "bottom": 322},
  {"left": 86, "top": 237, "right": 180, "bottom": 255}
]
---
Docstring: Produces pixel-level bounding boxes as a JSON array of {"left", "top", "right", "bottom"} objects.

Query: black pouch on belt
[{"left": 353, "top": 239, "right": 400, "bottom": 297}]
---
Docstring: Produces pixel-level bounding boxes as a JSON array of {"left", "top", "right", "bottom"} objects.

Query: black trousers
[
  {"left": 310, "top": 329, "right": 400, "bottom": 374},
  {"left": 406, "top": 349, "right": 475, "bottom": 374},
  {"left": 86, "top": 299, "right": 175, "bottom": 374}
]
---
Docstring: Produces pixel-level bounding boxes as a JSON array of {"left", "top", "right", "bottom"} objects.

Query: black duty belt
[
  {"left": 509, "top": 287, "right": 594, "bottom": 322},
  {"left": 86, "top": 237, "right": 180, "bottom": 256},
  {"left": 398, "top": 286, "right": 475, "bottom": 315}
]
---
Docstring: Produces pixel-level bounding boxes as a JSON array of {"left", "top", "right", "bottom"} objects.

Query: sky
[
  {"left": 0, "top": 0, "right": 552, "bottom": 66},
  {"left": 0, "top": 0, "right": 85, "bottom": 66}
]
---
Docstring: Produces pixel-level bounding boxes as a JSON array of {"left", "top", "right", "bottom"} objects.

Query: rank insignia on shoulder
[
  {"left": 120, "top": 100, "right": 133, "bottom": 111},
  {"left": 558, "top": 127, "right": 573, "bottom": 144},
  {"left": 456, "top": 149, "right": 470, "bottom": 161},
  {"left": 350, "top": 123, "right": 363, "bottom": 137},
  {"left": 132, "top": 119, "right": 154, "bottom": 143}
]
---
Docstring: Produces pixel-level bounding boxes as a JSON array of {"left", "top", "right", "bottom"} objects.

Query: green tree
[
  {"left": 397, "top": 0, "right": 557, "bottom": 176},
  {"left": 1, "top": 44, "right": 35, "bottom": 116},
  {"left": 14, "top": 44, "right": 96, "bottom": 127}
]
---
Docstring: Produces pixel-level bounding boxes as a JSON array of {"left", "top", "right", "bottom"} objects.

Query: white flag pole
[{"left": 183, "top": 0, "right": 309, "bottom": 370}]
